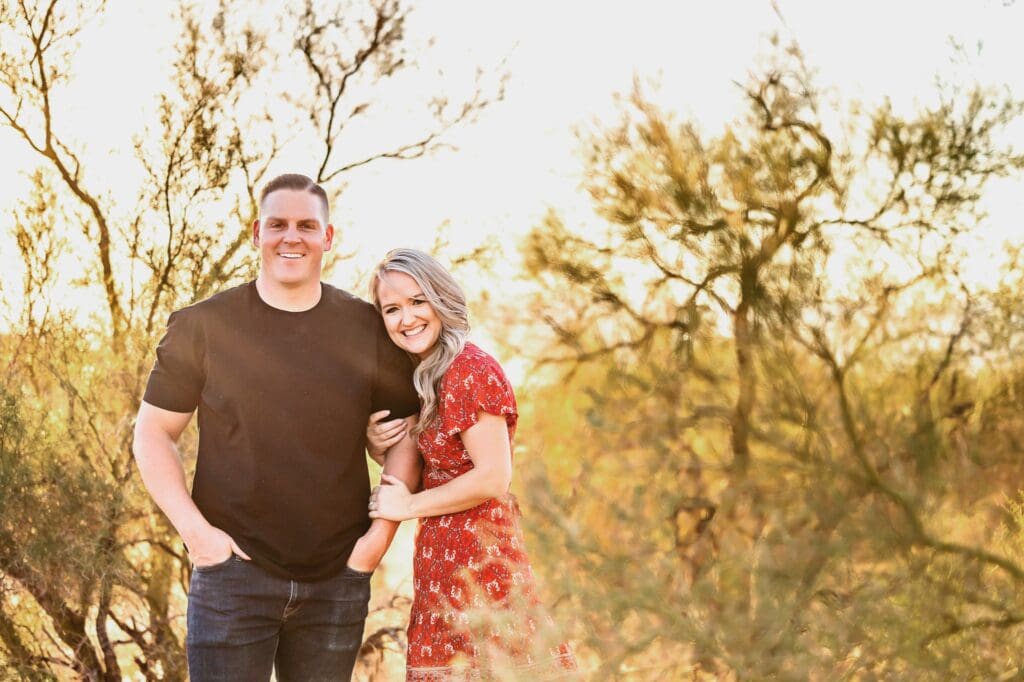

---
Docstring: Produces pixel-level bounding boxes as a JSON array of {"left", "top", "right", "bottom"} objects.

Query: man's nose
[{"left": 282, "top": 224, "right": 301, "bottom": 241}]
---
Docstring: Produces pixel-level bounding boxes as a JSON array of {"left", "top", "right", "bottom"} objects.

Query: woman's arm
[{"left": 369, "top": 411, "right": 512, "bottom": 521}]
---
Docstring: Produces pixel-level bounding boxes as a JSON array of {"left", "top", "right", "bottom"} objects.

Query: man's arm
[
  {"left": 133, "top": 400, "right": 250, "bottom": 565},
  {"left": 381, "top": 415, "right": 421, "bottom": 492},
  {"left": 347, "top": 415, "right": 420, "bottom": 572}
]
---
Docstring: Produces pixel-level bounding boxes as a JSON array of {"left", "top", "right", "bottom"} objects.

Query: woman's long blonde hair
[{"left": 370, "top": 249, "right": 470, "bottom": 435}]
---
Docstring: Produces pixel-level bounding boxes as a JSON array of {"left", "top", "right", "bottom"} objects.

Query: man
[{"left": 133, "top": 173, "right": 420, "bottom": 681}]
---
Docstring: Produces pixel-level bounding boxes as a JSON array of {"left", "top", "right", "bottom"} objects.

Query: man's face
[{"left": 253, "top": 189, "right": 334, "bottom": 288}]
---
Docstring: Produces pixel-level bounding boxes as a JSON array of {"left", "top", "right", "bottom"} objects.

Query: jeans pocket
[
  {"left": 193, "top": 554, "right": 237, "bottom": 573},
  {"left": 343, "top": 565, "right": 374, "bottom": 579}
]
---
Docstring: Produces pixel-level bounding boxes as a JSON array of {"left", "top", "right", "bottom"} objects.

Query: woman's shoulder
[
  {"left": 440, "top": 343, "right": 517, "bottom": 423},
  {"left": 447, "top": 342, "right": 505, "bottom": 379},
  {"left": 448, "top": 342, "right": 512, "bottom": 385}
]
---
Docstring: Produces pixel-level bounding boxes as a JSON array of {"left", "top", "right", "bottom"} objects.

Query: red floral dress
[{"left": 406, "top": 343, "right": 577, "bottom": 681}]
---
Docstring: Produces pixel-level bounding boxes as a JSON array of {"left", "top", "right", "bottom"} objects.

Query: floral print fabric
[{"left": 406, "top": 343, "right": 577, "bottom": 680}]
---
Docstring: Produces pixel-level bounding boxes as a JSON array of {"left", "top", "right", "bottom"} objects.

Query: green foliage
[{"left": 514, "top": 45, "right": 1024, "bottom": 679}]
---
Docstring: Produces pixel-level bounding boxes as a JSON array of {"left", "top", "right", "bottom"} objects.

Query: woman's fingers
[
  {"left": 367, "top": 476, "right": 412, "bottom": 521},
  {"left": 371, "top": 420, "right": 405, "bottom": 436},
  {"left": 373, "top": 428, "right": 402, "bottom": 443},
  {"left": 373, "top": 424, "right": 407, "bottom": 447},
  {"left": 378, "top": 420, "right": 407, "bottom": 436},
  {"left": 366, "top": 414, "right": 408, "bottom": 456},
  {"left": 368, "top": 410, "right": 391, "bottom": 425}
]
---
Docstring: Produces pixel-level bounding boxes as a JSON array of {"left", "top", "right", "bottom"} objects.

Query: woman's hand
[
  {"left": 369, "top": 474, "right": 416, "bottom": 521},
  {"left": 366, "top": 410, "right": 408, "bottom": 462}
]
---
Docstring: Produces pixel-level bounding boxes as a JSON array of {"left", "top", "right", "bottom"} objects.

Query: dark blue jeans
[{"left": 186, "top": 555, "right": 372, "bottom": 681}]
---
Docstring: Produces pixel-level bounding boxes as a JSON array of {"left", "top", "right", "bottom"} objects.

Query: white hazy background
[{"left": 2, "top": 0, "right": 1022, "bottom": 314}]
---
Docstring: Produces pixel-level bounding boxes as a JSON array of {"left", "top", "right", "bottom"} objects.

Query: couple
[{"left": 132, "top": 174, "right": 576, "bottom": 681}]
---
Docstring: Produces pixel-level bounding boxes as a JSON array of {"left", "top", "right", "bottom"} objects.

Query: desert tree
[
  {"left": 515, "top": 43, "right": 1024, "bottom": 678},
  {"left": 0, "top": 0, "right": 502, "bottom": 677}
]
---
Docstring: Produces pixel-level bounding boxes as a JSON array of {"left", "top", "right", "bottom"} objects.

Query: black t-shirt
[{"left": 143, "top": 282, "right": 419, "bottom": 580}]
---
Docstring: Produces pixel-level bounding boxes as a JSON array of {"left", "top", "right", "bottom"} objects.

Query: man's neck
[{"left": 255, "top": 276, "right": 323, "bottom": 312}]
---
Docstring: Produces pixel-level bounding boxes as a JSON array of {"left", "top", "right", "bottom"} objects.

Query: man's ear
[
  {"left": 252, "top": 219, "right": 261, "bottom": 245},
  {"left": 324, "top": 223, "right": 335, "bottom": 251}
]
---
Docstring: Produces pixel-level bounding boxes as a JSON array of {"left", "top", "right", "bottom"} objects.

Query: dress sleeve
[
  {"left": 439, "top": 351, "right": 518, "bottom": 437},
  {"left": 142, "top": 309, "right": 206, "bottom": 413}
]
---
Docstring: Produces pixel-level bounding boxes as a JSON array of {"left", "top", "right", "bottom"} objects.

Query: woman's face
[{"left": 376, "top": 271, "right": 443, "bottom": 359}]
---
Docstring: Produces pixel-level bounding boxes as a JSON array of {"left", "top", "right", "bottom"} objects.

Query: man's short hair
[{"left": 259, "top": 174, "right": 329, "bottom": 223}]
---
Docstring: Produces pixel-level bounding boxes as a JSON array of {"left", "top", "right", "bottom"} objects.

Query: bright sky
[{"left": 2, "top": 0, "right": 1023, "bottom": 325}]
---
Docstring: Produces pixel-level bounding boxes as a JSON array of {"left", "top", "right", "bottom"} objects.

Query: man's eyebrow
[{"left": 262, "top": 216, "right": 321, "bottom": 225}]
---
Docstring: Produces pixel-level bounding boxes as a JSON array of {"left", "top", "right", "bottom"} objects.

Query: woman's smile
[{"left": 376, "top": 272, "right": 443, "bottom": 358}]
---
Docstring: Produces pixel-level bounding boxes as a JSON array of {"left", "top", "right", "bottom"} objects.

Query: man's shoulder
[
  {"left": 320, "top": 283, "right": 378, "bottom": 317},
  {"left": 172, "top": 282, "right": 252, "bottom": 319}
]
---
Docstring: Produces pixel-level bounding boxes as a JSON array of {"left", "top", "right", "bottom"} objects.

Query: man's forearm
[
  {"left": 382, "top": 416, "right": 421, "bottom": 491},
  {"left": 133, "top": 431, "right": 210, "bottom": 544},
  {"left": 368, "top": 418, "right": 422, "bottom": 549}
]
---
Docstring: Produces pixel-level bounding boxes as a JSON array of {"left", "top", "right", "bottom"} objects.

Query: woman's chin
[{"left": 411, "top": 342, "right": 441, "bottom": 360}]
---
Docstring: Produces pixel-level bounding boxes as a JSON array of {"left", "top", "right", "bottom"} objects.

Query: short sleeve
[
  {"left": 439, "top": 350, "right": 518, "bottom": 437},
  {"left": 370, "top": 319, "right": 420, "bottom": 419},
  {"left": 142, "top": 309, "right": 206, "bottom": 413}
]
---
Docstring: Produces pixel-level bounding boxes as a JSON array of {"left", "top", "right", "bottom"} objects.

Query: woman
[{"left": 366, "top": 248, "right": 577, "bottom": 680}]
